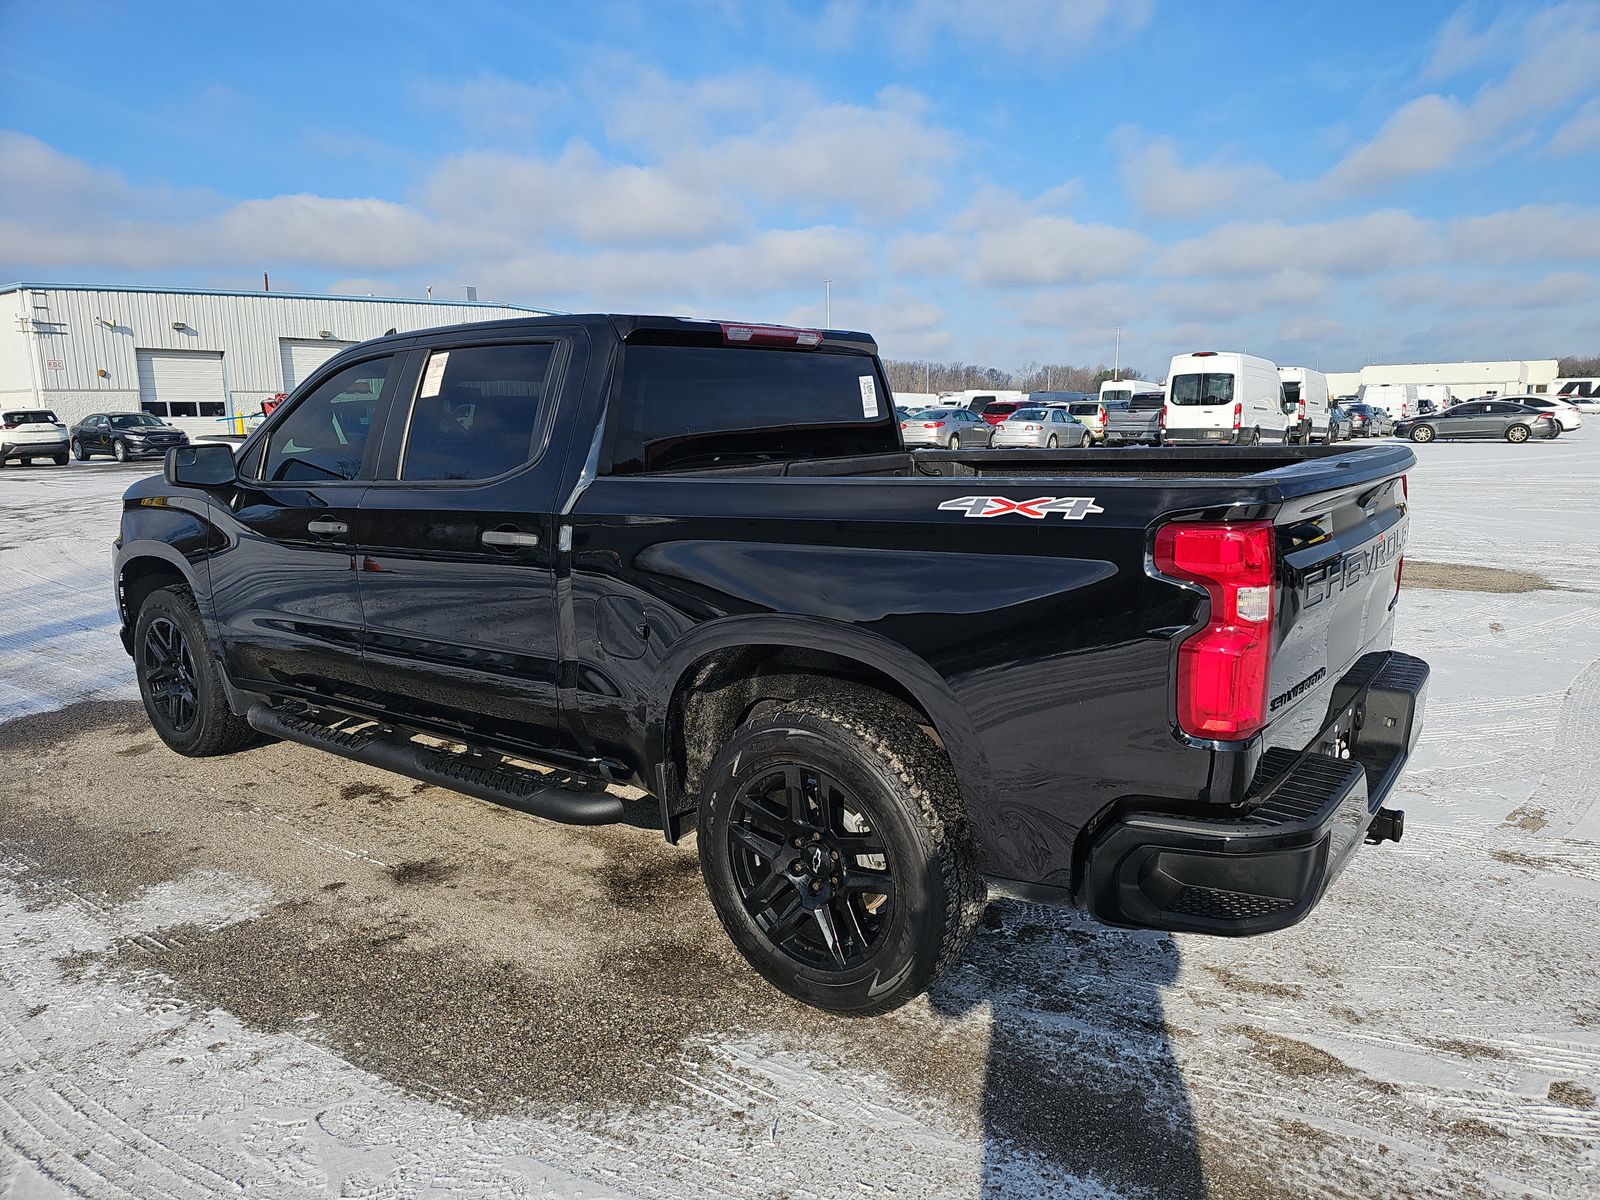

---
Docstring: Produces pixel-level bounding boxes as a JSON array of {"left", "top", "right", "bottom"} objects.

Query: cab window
[
  {"left": 402, "top": 342, "right": 557, "bottom": 481},
  {"left": 262, "top": 357, "right": 394, "bottom": 482}
]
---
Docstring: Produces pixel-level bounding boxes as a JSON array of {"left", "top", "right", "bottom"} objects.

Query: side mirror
[{"left": 166, "top": 443, "right": 237, "bottom": 488}]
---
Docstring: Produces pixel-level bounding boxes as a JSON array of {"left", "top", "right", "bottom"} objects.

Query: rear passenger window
[
  {"left": 263, "top": 356, "right": 394, "bottom": 482},
  {"left": 401, "top": 343, "right": 556, "bottom": 481}
]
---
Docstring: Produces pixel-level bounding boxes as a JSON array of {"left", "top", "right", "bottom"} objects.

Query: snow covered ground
[{"left": 1, "top": 441, "right": 1596, "bottom": 1200}]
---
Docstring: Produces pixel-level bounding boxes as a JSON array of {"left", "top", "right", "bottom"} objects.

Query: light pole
[
  {"left": 824, "top": 279, "right": 832, "bottom": 328},
  {"left": 1114, "top": 326, "right": 1121, "bottom": 381}
]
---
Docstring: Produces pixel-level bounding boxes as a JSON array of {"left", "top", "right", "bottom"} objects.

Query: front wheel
[
  {"left": 112, "top": 439, "right": 129, "bottom": 462},
  {"left": 697, "top": 694, "right": 985, "bottom": 1016},
  {"left": 1505, "top": 424, "right": 1531, "bottom": 443},
  {"left": 134, "top": 586, "right": 258, "bottom": 756},
  {"left": 1409, "top": 424, "right": 1436, "bottom": 443}
]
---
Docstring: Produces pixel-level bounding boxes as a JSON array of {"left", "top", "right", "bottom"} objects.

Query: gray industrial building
[{"left": 0, "top": 283, "right": 546, "bottom": 432}]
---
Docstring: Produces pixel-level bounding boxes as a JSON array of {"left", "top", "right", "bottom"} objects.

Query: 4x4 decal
[{"left": 938, "top": 495, "right": 1105, "bottom": 520}]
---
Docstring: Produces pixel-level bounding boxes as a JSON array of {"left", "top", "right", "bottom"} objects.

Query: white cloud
[
  {"left": 1445, "top": 204, "right": 1600, "bottom": 264},
  {"left": 423, "top": 142, "right": 744, "bottom": 247},
  {"left": 1112, "top": 132, "right": 1286, "bottom": 220},
  {"left": 1547, "top": 97, "right": 1600, "bottom": 156},
  {"left": 1158, "top": 212, "right": 1435, "bottom": 279},
  {"left": 968, "top": 214, "right": 1150, "bottom": 287},
  {"left": 1321, "top": 2, "right": 1600, "bottom": 195},
  {"left": 892, "top": 0, "right": 1153, "bottom": 57}
]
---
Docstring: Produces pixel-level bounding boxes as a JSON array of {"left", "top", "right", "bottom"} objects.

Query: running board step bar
[{"left": 246, "top": 703, "right": 625, "bottom": 826}]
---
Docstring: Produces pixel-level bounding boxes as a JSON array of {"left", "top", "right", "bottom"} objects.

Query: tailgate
[{"left": 1264, "top": 467, "right": 1408, "bottom": 751}]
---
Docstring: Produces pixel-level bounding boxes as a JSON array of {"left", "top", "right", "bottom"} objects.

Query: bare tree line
[
  {"left": 1558, "top": 355, "right": 1600, "bottom": 376},
  {"left": 883, "top": 359, "right": 1148, "bottom": 395}
]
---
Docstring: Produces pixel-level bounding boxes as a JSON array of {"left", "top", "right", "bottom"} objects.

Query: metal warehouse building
[
  {"left": 0, "top": 283, "right": 546, "bottom": 432},
  {"left": 1325, "top": 358, "right": 1558, "bottom": 400}
]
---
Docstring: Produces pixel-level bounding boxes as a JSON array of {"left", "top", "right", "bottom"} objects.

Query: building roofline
[{"left": 0, "top": 281, "right": 554, "bottom": 312}]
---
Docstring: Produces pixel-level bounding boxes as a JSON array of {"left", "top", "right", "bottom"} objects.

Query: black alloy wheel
[
  {"left": 71, "top": 438, "right": 89, "bottom": 460},
  {"left": 728, "top": 763, "right": 895, "bottom": 972},
  {"left": 141, "top": 615, "right": 199, "bottom": 733}
]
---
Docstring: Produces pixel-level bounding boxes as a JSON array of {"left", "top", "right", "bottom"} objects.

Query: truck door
[
  {"left": 355, "top": 331, "right": 588, "bottom": 750},
  {"left": 208, "top": 351, "right": 402, "bottom": 696}
]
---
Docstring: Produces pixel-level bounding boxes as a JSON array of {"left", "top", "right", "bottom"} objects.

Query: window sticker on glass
[
  {"left": 859, "top": 374, "right": 878, "bottom": 418},
  {"left": 419, "top": 350, "right": 450, "bottom": 399}
]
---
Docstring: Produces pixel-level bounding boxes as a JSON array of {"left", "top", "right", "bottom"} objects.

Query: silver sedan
[
  {"left": 989, "top": 406, "right": 1089, "bottom": 448},
  {"left": 900, "top": 407, "right": 993, "bottom": 448}
]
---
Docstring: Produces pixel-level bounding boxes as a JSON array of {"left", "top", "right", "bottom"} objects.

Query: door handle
[
  {"left": 481, "top": 529, "right": 539, "bottom": 549},
  {"left": 307, "top": 518, "right": 349, "bottom": 537}
]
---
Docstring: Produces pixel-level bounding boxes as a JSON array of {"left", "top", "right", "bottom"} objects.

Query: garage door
[
  {"left": 279, "top": 338, "right": 356, "bottom": 393},
  {"left": 135, "top": 349, "right": 227, "bottom": 419}
]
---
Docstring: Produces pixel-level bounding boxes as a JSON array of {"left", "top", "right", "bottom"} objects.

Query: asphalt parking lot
[{"left": 2, "top": 442, "right": 1597, "bottom": 1199}]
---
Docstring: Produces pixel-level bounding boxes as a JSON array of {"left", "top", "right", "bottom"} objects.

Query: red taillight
[
  {"left": 1232, "top": 401, "right": 1242, "bottom": 429},
  {"left": 1158, "top": 406, "right": 1167, "bottom": 430},
  {"left": 1025, "top": 424, "right": 1041, "bottom": 431},
  {"left": 719, "top": 322, "right": 823, "bottom": 348},
  {"left": 1154, "top": 521, "right": 1276, "bottom": 741},
  {"left": 1298, "top": 400, "right": 1306, "bottom": 421},
  {"left": 924, "top": 421, "right": 945, "bottom": 428},
  {"left": 1401, "top": 474, "right": 1408, "bottom": 501},
  {"left": 1097, "top": 405, "right": 1106, "bottom": 425}
]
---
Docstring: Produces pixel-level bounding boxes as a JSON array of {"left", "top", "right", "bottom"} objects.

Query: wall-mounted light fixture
[
  {"left": 97, "top": 368, "right": 109, "bottom": 378},
  {"left": 96, "top": 316, "right": 119, "bottom": 329},
  {"left": 318, "top": 330, "right": 335, "bottom": 339},
  {"left": 171, "top": 321, "right": 187, "bottom": 331}
]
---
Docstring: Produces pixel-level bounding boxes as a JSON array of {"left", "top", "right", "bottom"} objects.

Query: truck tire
[
  {"left": 697, "top": 693, "right": 985, "bottom": 1016},
  {"left": 134, "top": 585, "right": 258, "bottom": 757}
]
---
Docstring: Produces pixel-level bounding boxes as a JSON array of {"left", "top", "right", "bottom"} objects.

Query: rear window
[
  {"left": 1130, "top": 392, "right": 1164, "bottom": 410},
  {"left": 611, "top": 343, "right": 897, "bottom": 474},
  {"left": 1169, "top": 373, "right": 1235, "bottom": 407},
  {"left": 1067, "top": 402, "right": 1099, "bottom": 416},
  {"left": 4, "top": 410, "right": 58, "bottom": 424},
  {"left": 1010, "top": 408, "right": 1049, "bottom": 420},
  {"left": 982, "top": 402, "right": 1019, "bottom": 416}
]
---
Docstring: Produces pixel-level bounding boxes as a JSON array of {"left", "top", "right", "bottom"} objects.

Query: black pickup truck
[{"left": 114, "top": 315, "right": 1427, "bottom": 1014}]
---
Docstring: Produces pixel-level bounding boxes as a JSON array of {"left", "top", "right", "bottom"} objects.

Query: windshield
[
  {"left": 1168, "top": 373, "right": 1235, "bottom": 407},
  {"left": 110, "top": 413, "right": 166, "bottom": 428},
  {"left": 1008, "top": 408, "right": 1048, "bottom": 420},
  {"left": 4, "top": 410, "right": 59, "bottom": 424}
]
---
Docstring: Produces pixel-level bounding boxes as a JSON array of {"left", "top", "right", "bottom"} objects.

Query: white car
[
  {"left": 0, "top": 408, "right": 71, "bottom": 467},
  {"left": 1505, "top": 395, "right": 1583, "bottom": 431}
]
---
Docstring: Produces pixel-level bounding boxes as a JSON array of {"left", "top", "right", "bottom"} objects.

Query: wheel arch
[
  {"left": 115, "top": 545, "right": 204, "bottom": 655},
  {"left": 647, "top": 616, "right": 991, "bottom": 844}
]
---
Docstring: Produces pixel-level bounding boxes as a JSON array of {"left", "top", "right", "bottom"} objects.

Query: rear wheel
[
  {"left": 1046, "top": 434, "right": 1058, "bottom": 449},
  {"left": 697, "top": 694, "right": 984, "bottom": 1016},
  {"left": 134, "top": 586, "right": 258, "bottom": 757},
  {"left": 1249, "top": 429, "right": 1262, "bottom": 446},
  {"left": 1409, "top": 424, "right": 1436, "bottom": 443},
  {"left": 71, "top": 439, "right": 89, "bottom": 460},
  {"left": 1080, "top": 431, "right": 1093, "bottom": 447},
  {"left": 52, "top": 452, "right": 68, "bottom": 466},
  {"left": 946, "top": 434, "right": 959, "bottom": 450},
  {"left": 1505, "top": 424, "right": 1531, "bottom": 443}
]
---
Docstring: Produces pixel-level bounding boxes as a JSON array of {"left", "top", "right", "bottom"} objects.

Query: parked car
[
  {"left": 1101, "top": 390, "right": 1166, "bottom": 446},
  {"left": 1326, "top": 403, "right": 1351, "bottom": 443},
  {"left": 989, "top": 405, "right": 1087, "bottom": 448},
  {"left": 979, "top": 400, "right": 1024, "bottom": 426},
  {"left": 0, "top": 408, "right": 70, "bottom": 466},
  {"left": 900, "top": 406, "right": 992, "bottom": 448},
  {"left": 115, "top": 313, "right": 1427, "bottom": 1016},
  {"left": 70, "top": 412, "right": 191, "bottom": 461},
  {"left": 1344, "top": 403, "right": 1391, "bottom": 437},
  {"left": 1393, "top": 400, "right": 1559, "bottom": 443},
  {"left": 1051, "top": 400, "right": 1109, "bottom": 442},
  {"left": 1501, "top": 395, "right": 1583, "bottom": 431}
]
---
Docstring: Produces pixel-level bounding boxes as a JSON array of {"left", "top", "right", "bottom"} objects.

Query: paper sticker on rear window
[
  {"left": 419, "top": 351, "right": 450, "bottom": 399},
  {"left": 859, "top": 375, "right": 878, "bottom": 418}
]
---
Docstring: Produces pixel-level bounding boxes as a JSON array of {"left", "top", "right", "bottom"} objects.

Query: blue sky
[{"left": 2, "top": 0, "right": 1597, "bottom": 374}]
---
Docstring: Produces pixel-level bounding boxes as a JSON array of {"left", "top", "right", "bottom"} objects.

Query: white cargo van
[
  {"left": 1415, "top": 384, "right": 1453, "bottom": 409},
  {"left": 1163, "top": 351, "right": 1288, "bottom": 445},
  {"left": 1360, "top": 383, "right": 1416, "bottom": 422},
  {"left": 1098, "top": 378, "right": 1162, "bottom": 407},
  {"left": 1277, "top": 367, "right": 1331, "bottom": 444}
]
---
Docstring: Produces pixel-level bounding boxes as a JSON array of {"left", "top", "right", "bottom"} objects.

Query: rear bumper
[
  {"left": 1082, "top": 650, "right": 1428, "bottom": 936},
  {"left": 1, "top": 438, "right": 67, "bottom": 459},
  {"left": 1163, "top": 426, "right": 1244, "bottom": 446}
]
